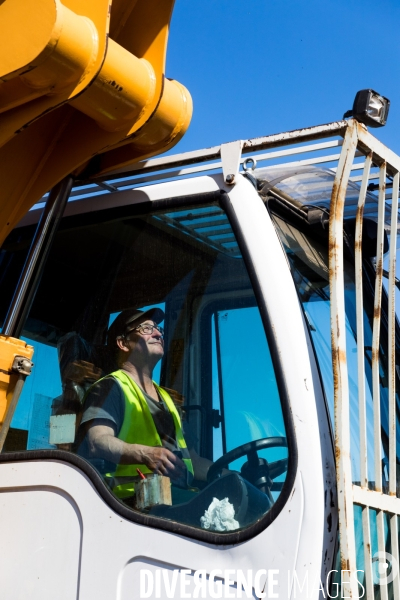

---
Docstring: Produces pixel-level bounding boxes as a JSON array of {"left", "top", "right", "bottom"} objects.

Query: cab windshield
[{"left": 0, "top": 195, "right": 290, "bottom": 538}]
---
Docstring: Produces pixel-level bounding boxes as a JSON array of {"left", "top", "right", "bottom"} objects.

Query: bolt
[{"left": 226, "top": 174, "right": 235, "bottom": 184}]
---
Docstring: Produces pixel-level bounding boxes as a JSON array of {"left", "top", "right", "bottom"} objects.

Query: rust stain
[
  {"left": 375, "top": 261, "right": 383, "bottom": 276},
  {"left": 335, "top": 444, "right": 341, "bottom": 462},
  {"left": 340, "top": 556, "right": 350, "bottom": 572}
]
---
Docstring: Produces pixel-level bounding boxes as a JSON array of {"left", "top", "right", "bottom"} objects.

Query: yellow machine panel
[
  {"left": 0, "top": 0, "right": 192, "bottom": 246},
  {"left": 0, "top": 336, "right": 34, "bottom": 426}
]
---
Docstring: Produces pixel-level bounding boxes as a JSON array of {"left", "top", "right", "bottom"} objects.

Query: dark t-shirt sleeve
[{"left": 80, "top": 378, "right": 125, "bottom": 433}]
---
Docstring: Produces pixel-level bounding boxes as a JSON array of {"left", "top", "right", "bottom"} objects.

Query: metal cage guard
[{"left": 331, "top": 120, "right": 400, "bottom": 600}]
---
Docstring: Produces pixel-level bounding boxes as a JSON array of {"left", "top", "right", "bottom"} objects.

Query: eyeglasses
[{"left": 127, "top": 323, "right": 164, "bottom": 337}]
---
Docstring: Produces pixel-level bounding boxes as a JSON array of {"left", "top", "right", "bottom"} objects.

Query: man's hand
[{"left": 139, "top": 446, "right": 186, "bottom": 482}]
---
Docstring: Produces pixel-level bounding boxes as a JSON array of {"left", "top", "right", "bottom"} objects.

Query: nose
[{"left": 152, "top": 327, "right": 163, "bottom": 340}]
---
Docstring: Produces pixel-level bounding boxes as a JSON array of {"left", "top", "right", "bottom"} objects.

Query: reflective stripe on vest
[{"left": 105, "top": 370, "right": 193, "bottom": 499}]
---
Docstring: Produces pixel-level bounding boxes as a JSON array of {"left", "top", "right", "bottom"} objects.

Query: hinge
[
  {"left": 220, "top": 140, "right": 243, "bottom": 185},
  {"left": 12, "top": 355, "right": 34, "bottom": 376}
]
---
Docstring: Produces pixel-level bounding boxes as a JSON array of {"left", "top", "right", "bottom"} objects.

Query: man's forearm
[
  {"left": 86, "top": 428, "right": 186, "bottom": 480},
  {"left": 88, "top": 431, "right": 147, "bottom": 465}
]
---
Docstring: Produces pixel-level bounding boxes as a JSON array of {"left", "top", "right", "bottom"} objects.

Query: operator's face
[{"left": 120, "top": 319, "right": 164, "bottom": 367}]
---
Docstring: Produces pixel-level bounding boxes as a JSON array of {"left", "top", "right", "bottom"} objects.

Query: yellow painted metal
[
  {"left": 1, "top": 0, "right": 61, "bottom": 79},
  {"left": 0, "top": 336, "right": 34, "bottom": 427},
  {"left": 0, "top": 0, "right": 192, "bottom": 245},
  {"left": 81, "top": 77, "right": 193, "bottom": 178},
  {"left": 0, "top": 0, "right": 109, "bottom": 147},
  {"left": 71, "top": 39, "right": 157, "bottom": 132},
  {"left": 1, "top": 1, "right": 98, "bottom": 89}
]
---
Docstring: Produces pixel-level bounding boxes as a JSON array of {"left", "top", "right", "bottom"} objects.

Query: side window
[
  {"left": 1, "top": 200, "right": 291, "bottom": 538},
  {"left": 211, "top": 306, "right": 287, "bottom": 500}
]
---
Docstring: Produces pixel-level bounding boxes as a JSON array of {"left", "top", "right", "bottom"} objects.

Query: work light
[{"left": 344, "top": 89, "right": 390, "bottom": 128}]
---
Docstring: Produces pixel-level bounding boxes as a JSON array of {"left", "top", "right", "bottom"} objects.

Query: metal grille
[
  {"left": 330, "top": 120, "right": 400, "bottom": 600},
  {"left": 30, "top": 122, "right": 356, "bottom": 210}
]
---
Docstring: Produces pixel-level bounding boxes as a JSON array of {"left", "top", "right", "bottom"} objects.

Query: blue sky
[{"left": 166, "top": 0, "right": 400, "bottom": 154}]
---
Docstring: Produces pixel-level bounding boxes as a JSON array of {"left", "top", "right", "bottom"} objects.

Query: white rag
[{"left": 200, "top": 497, "right": 239, "bottom": 532}]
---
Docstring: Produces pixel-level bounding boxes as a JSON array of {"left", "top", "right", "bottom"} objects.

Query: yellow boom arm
[{"left": 0, "top": 0, "right": 192, "bottom": 245}]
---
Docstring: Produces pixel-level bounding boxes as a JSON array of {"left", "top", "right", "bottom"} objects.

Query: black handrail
[{"left": 2, "top": 176, "right": 73, "bottom": 337}]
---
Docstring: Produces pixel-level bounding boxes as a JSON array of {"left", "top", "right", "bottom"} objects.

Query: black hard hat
[{"left": 107, "top": 307, "right": 165, "bottom": 345}]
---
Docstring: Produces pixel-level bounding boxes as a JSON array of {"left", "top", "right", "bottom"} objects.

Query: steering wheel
[{"left": 207, "top": 437, "right": 288, "bottom": 497}]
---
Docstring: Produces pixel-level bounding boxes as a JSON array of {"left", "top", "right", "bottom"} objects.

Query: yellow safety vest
[{"left": 103, "top": 370, "right": 194, "bottom": 499}]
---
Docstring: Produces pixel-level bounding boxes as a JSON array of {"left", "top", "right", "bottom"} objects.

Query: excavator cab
[{"left": 0, "top": 120, "right": 399, "bottom": 599}]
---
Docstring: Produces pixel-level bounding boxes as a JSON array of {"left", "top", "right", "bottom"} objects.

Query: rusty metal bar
[
  {"left": 361, "top": 506, "right": 374, "bottom": 600},
  {"left": 329, "top": 119, "right": 359, "bottom": 599},
  {"left": 390, "top": 514, "right": 400, "bottom": 600},
  {"left": 65, "top": 121, "right": 349, "bottom": 188},
  {"left": 388, "top": 171, "right": 399, "bottom": 496},
  {"left": 372, "top": 163, "right": 387, "bottom": 493},
  {"left": 96, "top": 120, "right": 349, "bottom": 180},
  {"left": 357, "top": 125, "right": 400, "bottom": 174},
  {"left": 353, "top": 485, "right": 400, "bottom": 514},
  {"left": 376, "top": 510, "right": 389, "bottom": 600},
  {"left": 355, "top": 153, "right": 372, "bottom": 489}
]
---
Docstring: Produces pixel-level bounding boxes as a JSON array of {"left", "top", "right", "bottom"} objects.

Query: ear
[{"left": 116, "top": 336, "right": 130, "bottom": 353}]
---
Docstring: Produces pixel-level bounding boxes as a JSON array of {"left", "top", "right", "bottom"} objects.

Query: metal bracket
[
  {"left": 212, "top": 408, "right": 222, "bottom": 429},
  {"left": 12, "top": 355, "right": 34, "bottom": 376},
  {"left": 242, "top": 157, "right": 258, "bottom": 189},
  {"left": 220, "top": 140, "right": 243, "bottom": 185}
]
